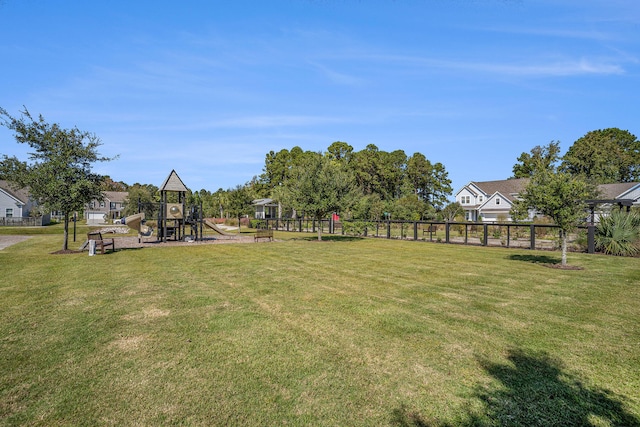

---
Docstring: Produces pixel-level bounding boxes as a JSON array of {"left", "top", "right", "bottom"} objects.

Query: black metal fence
[{"left": 257, "top": 218, "right": 597, "bottom": 253}]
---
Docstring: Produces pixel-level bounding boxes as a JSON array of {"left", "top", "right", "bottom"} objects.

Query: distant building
[
  {"left": 456, "top": 179, "right": 640, "bottom": 222},
  {"left": 0, "top": 180, "right": 50, "bottom": 225},
  {"left": 0, "top": 180, "right": 35, "bottom": 219},
  {"left": 252, "top": 198, "right": 278, "bottom": 219},
  {"left": 86, "top": 191, "right": 128, "bottom": 224}
]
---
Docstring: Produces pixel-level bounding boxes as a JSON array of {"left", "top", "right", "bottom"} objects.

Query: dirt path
[{"left": 0, "top": 235, "right": 32, "bottom": 250}]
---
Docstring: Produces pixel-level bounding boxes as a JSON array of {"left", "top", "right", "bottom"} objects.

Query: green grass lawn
[{"left": 1, "top": 232, "right": 639, "bottom": 426}]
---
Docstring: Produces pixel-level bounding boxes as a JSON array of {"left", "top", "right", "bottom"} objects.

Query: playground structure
[
  {"left": 82, "top": 170, "right": 237, "bottom": 251},
  {"left": 153, "top": 170, "right": 235, "bottom": 242}
]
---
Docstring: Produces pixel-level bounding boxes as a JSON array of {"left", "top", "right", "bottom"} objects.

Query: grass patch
[{"left": 1, "top": 234, "right": 639, "bottom": 425}]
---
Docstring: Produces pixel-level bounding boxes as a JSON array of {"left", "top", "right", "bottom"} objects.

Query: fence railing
[
  {"left": 257, "top": 218, "right": 596, "bottom": 253},
  {"left": 0, "top": 215, "right": 50, "bottom": 226}
]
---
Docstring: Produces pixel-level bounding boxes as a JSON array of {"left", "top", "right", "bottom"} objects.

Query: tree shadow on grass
[
  {"left": 508, "top": 254, "right": 560, "bottom": 265},
  {"left": 391, "top": 349, "right": 640, "bottom": 427},
  {"left": 474, "top": 349, "right": 640, "bottom": 426}
]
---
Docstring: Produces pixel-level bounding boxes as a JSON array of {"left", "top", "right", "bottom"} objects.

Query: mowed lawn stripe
[{"left": 1, "top": 235, "right": 638, "bottom": 425}]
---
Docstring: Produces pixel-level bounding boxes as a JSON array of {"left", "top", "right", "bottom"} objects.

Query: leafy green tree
[
  {"left": 380, "top": 149, "right": 407, "bottom": 200},
  {"left": 326, "top": 141, "right": 353, "bottom": 162},
  {"left": 123, "top": 183, "right": 159, "bottom": 219},
  {"left": 101, "top": 176, "right": 128, "bottom": 192},
  {"left": 512, "top": 168, "right": 597, "bottom": 266},
  {"left": 211, "top": 188, "right": 229, "bottom": 218},
  {"left": 428, "top": 162, "right": 452, "bottom": 210},
  {"left": 352, "top": 144, "right": 383, "bottom": 196},
  {"left": 0, "top": 108, "right": 114, "bottom": 251},
  {"left": 352, "top": 193, "right": 385, "bottom": 221},
  {"left": 561, "top": 128, "right": 640, "bottom": 183},
  {"left": 512, "top": 141, "right": 561, "bottom": 179},
  {"left": 226, "top": 184, "right": 254, "bottom": 219},
  {"left": 440, "top": 202, "right": 464, "bottom": 222},
  {"left": 260, "top": 146, "right": 313, "bottom": 191},
  {"left": 281, "top": 153, "right": 359, "bottom": 240},
  {"left": 390, "top": 194, "right": 431, "bottom": 221}
]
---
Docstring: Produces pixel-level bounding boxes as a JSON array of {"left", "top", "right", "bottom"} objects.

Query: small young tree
[
  {"left": 512, "top": 168, "right": 597, "bottom": 266},
  {"left": 0, "top": 108, "right": 114, "bottom": 251},
  {"left": 282, "top": 153, "right": 360, "bottom": 241}
]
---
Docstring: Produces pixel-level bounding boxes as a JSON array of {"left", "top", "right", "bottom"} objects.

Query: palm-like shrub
[{"left": 595, "top": 209, "right": 640, "bottom": 256}]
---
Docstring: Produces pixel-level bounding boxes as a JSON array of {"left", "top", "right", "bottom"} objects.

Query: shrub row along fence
[{"left": 258, "top": 218, "right": 599, "bottom": 254}]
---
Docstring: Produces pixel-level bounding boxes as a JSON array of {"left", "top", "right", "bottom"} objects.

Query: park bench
[
  {"left": 87, "top": 231, "right": 115, "bottom": 254},
  {"left": 254, "top": 228, "right": 273, "bottom": 242},
  {"left": 422, "top": 225, "right": 437, "bottom": 235}
]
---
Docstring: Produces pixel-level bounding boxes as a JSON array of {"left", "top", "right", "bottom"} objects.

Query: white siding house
[
  {"left": 0, "top": 180, "right": 33, "bottom": 219},
  {"left": 455, "top": 179, "right": 531, "bottom": 222},
  {"left": 455, "top": 179, "right": 639, "bottom": 223}
]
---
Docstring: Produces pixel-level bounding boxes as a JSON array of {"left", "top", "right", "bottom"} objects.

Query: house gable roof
[
  {"left": 471, "top": 178, "right": 529, "bottom": 203},
  {"left": 0, "top": 180, "right": 29, "bottom": 205},
  {"left": 455, "top": 182, "right": 482, "bottom": 197},
  {"left": 597, "top": 182, "right": 640, "bottom": 199},
  {"left": 103, "top": 191, "right": 128, "bottom": 203},
  {"left": 478, "top": 191, "right": 515, "bottom": 212}
]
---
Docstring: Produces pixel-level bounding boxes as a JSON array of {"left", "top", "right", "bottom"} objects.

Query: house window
[
  {"left": 5, "top": 208, "right": 13, "bottom": 218},
  {"left": 479, "top": 196, "right": 483, "bottom": 203},
  {"left": 100, "top": 202, "right": 105, "bottom": 208},
  {"left": 495, "top": 197, "right": 501, "bottom": 205},
  {"left": 110, "top": 202, "right": 116, "bottom": 210}
]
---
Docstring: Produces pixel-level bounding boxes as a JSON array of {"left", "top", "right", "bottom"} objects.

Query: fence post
[
  {"left": 530, "top": 225, "right": 536, "bottom": 250},
  {"left": 483, "top": 224, "right": 488, "bottom": 246},
  {"left": 445, "top": 222, "right": 450, "bottom": 243},
  {"left": 413, "top": 222, "right": 418, "bottom": 241},
  {"left": 386, "top": 220, "right": 391, "bottom": 239},
  {"left": 587, "top": 225, "right": 595, "bottom": 254}
]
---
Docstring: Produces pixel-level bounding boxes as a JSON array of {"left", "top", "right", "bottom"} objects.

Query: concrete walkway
[{"left": 0, "top": 235, "right": 32, "bottom": 250}]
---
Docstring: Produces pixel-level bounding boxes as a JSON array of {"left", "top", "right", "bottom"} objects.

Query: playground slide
[
  {"left": 203, "top": 219, "right": 235, "bottom": 236},
  {"left": 124, "top": 213, "right": 153, "bottom": 237}
]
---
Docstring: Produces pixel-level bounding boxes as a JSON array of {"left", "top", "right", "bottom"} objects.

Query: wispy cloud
[
  {"left": 351, "top": 53, "right": 625, "bottom": 77},
  {"left": 307, "top": 61, "right": 364, "bottom": 86}
]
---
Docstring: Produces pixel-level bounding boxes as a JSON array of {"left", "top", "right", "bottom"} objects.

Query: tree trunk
[
  {"left": 63, "top": 213, "right": 70, "bottom": 251},
  {"left": 561, "top": 230, "right": 567, "bottom": 266}
]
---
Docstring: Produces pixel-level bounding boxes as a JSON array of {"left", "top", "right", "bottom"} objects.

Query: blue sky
[{"left": 1, "top": 0, "right": 638, "bottom": 197}]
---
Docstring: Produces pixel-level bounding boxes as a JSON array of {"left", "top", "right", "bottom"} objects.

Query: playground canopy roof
[{"left": 160, "top": 170, "right": 189, "bottom": 193}]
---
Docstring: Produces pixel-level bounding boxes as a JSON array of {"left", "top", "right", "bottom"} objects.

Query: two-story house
[
  {"left": 456, "top": 179, "right": 640, "bottom": 223},
  {"left": 86, "top": 191, "right": 128, "bottom": 224},
  {"left": 455, "top": 178, "right": 530, "bottom": 222}
]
